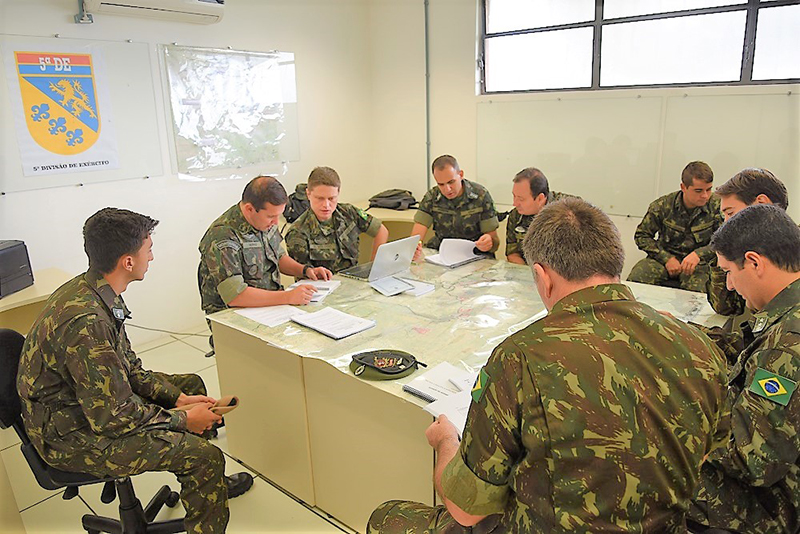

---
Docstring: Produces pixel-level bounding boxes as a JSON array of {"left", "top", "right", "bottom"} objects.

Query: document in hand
[
  {"left": 402, "top": 361, "right": 475, "bottom": 403},
  {"left": 287, "top": 279, "right": 342, "bottom": 303},
  {"left": 423, "top": 390, "right": 472, "bottom": 438},
  {"left": 425, "top": 239, "right": 483, "bottom": 268},
  {"left": 290, "top": 307, "right": 376, "bottom": 340}
]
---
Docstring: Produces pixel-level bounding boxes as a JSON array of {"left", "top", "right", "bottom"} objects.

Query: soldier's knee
[
  {"left": 367, "top": 500, "right": 405, "bottom": 533},
  {"left": 183, "top": 374, "right": 207, "bottom": 396},
  {"left": 192, "top": 438, "right": 225, "bottom": 477}
]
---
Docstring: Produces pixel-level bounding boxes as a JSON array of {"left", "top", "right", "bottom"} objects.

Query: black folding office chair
[{"left": 0, "top": 328, "right": 185, "bottom": 534}]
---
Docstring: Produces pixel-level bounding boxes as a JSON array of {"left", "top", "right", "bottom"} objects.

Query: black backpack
[
  {"left": 368, "top": 189, "right": 418, "bottom": 211},
  {"left": 284, "top": 183, "right": 310, "bottom": 223}
]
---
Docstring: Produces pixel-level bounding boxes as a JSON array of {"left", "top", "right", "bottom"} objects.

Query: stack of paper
[
  {"left": 402, "top": 362, "right": 475, "bottom": 402},
  {"left": 399, "top": 278, "right": 435, "bottom": 297},
  {"left": 235, "top": 305, "right": 307, "bottom": 328},
  {"left": 290, "top": 307, "right": 376, "bottom": 340},
  {"left": 425, "top": 239, "right": 483, "bottom": 268},
  {"left": 287, "top": 279, "right": 342, "bottom": 303}
]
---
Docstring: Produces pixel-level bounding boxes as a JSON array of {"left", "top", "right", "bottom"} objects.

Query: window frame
[{"left": 479, "top": 0, "right": 800, "bottom": 94}]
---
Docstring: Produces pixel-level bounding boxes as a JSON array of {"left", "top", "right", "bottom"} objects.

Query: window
[{"left": 481, "top": 0, "right": 800, "bottom": 93}]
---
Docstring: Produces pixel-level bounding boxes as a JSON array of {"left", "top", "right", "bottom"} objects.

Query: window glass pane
[
  {"left": 752, "top": 5, "right": 800, "bottom": 80},
  {"left": 486, "top": 0, "right": 594, "bottom": 33},
  {"left": 604, "top": 0, "right": 746, "bottom": 19},
  {"left": 601, "top": 12, "right": 746, "bottom": 86},
  {"left": 485, "top": 28, "right": 594, "bottom": 91}
]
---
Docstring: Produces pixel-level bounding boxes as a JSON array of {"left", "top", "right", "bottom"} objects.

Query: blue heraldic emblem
[{"left": 15, "top": 51, "right": 100, "bottom": 155}]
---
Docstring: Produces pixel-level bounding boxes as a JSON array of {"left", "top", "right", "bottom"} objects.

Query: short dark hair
[
  {"left": 241, "top": 175, "right": 288, "bottom": 211},
  {"left": 681, "top": 161, "right": 714, "bottom": 186},
  {"left": 83, "top": 208, "right": 158, "bottom": 274},
  {"left": 432, "top": 154, "right": 460, "bottom": 174},
  {"left": 716, "top": 168, "right": 789, "bottom": 211},
  {"left": 308, "top": 166, "right": 341, "bottom": 190},
  {"left": 711, "top": 204, "right": 800, "bottom": 271},
  {"left": 523, "top": 198, "right": 625, "bottom": 281},
  {"left": 513, "top": 167, "right": 549, "bottom": 198}
]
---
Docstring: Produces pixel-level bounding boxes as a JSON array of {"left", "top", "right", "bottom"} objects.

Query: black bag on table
[{"left": 368, "top": 189, "right": 418, "bottom": 211}]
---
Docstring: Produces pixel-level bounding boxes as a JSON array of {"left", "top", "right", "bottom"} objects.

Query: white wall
[{"left": 0, "top": 0, "right": 391, "bottom": 343}]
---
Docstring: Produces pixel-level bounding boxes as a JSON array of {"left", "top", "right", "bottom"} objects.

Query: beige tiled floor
[{"left": 4, "top": 325, "right": 354, "bottom": 533}]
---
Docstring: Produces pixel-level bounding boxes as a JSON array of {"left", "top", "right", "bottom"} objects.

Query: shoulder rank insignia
[
  {"left": 752, "top": 315, "right": 768, "bottom": 333},
  {"left": 748, "top": 367, "right": 797, "bottom": 406},
  {"left": 472, "top": 368, "right": 490, "bottom": 403},
  {"left": 112, "top": 307, "right": 126, "bottom": 321}
]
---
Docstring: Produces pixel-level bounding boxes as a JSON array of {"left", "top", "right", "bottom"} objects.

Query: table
[
  {"left": 0, "top": 268, "right": 73, "bottom": 334},
  {"left": 209, "top": 259, "right": 724, "bottom": 531}
]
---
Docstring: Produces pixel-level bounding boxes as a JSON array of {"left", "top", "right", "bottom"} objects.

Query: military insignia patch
[
  {"left": 749, "top": 367, "right": 797, "bottom": 406},
  {"left": 752, "top": 315, "right": 768, "bottom": 333},
  {"left": 471, "top": 368, "right": 490, "bottom": 403},
  {"left": 15, "top": 51, "right": 100, "bottom": 154},
  {"left": 357, "top": 209, "right": 369, "bottom": 221}
]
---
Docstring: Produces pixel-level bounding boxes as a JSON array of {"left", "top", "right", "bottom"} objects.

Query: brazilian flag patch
[
  {"left": 358, "top": 209, "right": 369, "bottom": 221},
  {"left": 748, "top": 367, "right": 797, "bottom": 406},
  {"left": 472, "top": 368, "right": 490, "bottom": 403}
]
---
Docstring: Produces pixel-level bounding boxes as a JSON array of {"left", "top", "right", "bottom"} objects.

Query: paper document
[
  {"left": 424, "top": 390, "right": 472, "bottom": 438},
  {"left": 287, "top": 280, "right": 342, "bottom": 303},
  {"left": 425, "top": 239, "right": 482, "bottom": 268},
  {"left": 402, "top": 362, "right": 474, "bottom": 403},
  {"left": 400, "top": 278, "right": 435, "bottom": 297},
  {"left": 290, "top": 307, "right": 376, "bottom": 340},
  {"left": 235, "top": 305, "right": 307, "bottom": 328},
  {"left": 449, "top": 371, "right": 478, "bottom": 392},
  {"left": 371, "top": 276, "right": 414, "bottom": 297}
]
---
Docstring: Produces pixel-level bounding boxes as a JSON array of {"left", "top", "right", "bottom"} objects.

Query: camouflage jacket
[
  {"left": 634, "top": 191, "right": 723, "bottom": 264},
  {"left": 414, "top": 179, "right": 499, "bottom": 250},
  {"left": 698, "top": 278, "right": 800, "bottom": 533},
  {"left": 17, "top": 271, "right": 186, "bottom": 467},
  {"left": 506, "top": 191, "right": 577, "bottom": 259},
  {"left": 198, "top": 204, "right": 286, "bottom": 315},
  {"left": 285, "top": 203, "right": 381, "bottom": 274},
  {"left": 440, "top": 284, "right": 728, "bottom": 533},
  {"left": 707, "top": 262, "right": 746, "bottom": 316}
]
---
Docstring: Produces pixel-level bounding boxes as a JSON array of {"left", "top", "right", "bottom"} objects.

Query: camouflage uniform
[
  {"left": 17, "top": 271, "right": 229, "bottom": 534},
  {"left": 690, "top": 279, "right": 800, "bottom": 534},
  {"left": 415, "top": 180, "right": 499, "bottom": 250},
  {"left": 506, "top": 192, "right": 577, "bottom": 261},
  {"left": 285, "top": 203, "right": 382, "bottom": 274},
  {"left": 628, "top": 191, "right": 723, "bottom": 292},
  {"left": 369, "top": 284, "right": 728, "bottom": 534},
  {"left": 198, "top": 204, "right": 286, "bottom": 315}
]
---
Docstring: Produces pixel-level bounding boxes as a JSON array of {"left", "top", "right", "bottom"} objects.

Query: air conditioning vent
[{"left": 84, "top": 0, "right": 224, "bottom": 24}]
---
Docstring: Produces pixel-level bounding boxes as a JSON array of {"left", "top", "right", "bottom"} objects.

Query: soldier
[
  {"left": 628, "top": 161, "right": 723, "bottom": 292},
  {"left": 17, "top": 208, "right": 254, "bottom": 534},
  {"left": 369, "top": 199, "right": 728, "bottom": 533},
  {"left": 411, "top": 155, "right": 499, "bottom": 257},
  {"left": 506, "top": 167, "right": 577, "bottom": 265},
  {"left": 198, "top": 175, "right": 332, "bottom": 317},
  {"left": 689, "top": 205, "right": 800, "bottom": 534},
  {"left": 707, "top": 168, "right": 789, "bottom": 316},
  {"left": 285, "top": 166, "right": 389, "bottom": 273}
]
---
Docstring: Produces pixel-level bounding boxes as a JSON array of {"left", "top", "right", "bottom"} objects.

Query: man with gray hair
[
  {"left": 689, "top": 204, "right": 800, "bottom": 534},
  {"left": 368, "top": 198, "right": 727, "bottom": 533}
]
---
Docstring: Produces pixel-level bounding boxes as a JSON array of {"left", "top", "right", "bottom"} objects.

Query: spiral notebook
[{"left": 402, "top": 362, "right": 473, "bottom": 403}]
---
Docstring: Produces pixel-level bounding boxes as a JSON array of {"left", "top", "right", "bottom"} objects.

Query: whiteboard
[{"left": 0, "top": 35, "right": 162, "bottom": 194}]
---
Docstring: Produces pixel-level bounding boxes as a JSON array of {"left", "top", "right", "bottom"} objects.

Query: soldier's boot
[{"left": 225, "top": 472, "right": 254, "bottom": 499}]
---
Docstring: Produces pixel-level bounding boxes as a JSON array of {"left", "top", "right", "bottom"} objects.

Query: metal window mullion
[
  {"left": 740, "top": 0, "right": 760, "bottom": 83},
  {"left": 591, "top": 0, "right": 604, "bottom": 90}
]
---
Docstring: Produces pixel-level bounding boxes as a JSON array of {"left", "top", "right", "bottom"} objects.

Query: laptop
[{"left": 340, "top": 235, "right": 421, "bottom": 296}]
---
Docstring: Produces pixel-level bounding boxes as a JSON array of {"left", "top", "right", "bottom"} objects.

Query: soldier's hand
[
  {"left": 285, "top": 284, "right": 317, "bottom": 305},
  {"left": 185, "top": 403, "right": 222, "bottom": 434},
  {"left": 475, "top": 234, "right": 493, "bottom": 252},
  {"left": 175, "top": 393, "right": 217, "bottom": 408},
  {"left": 681, "top": 252, "right": 700, "bottom": 275},
  {"left": 665, "top": 257, "right": 682, "bottom": 277},
  {"left": 412, "top": 242, "right": 424, "bottom": 263},
  {"left": 307, "top": 267, "right": 332, "bottom": 281},
  {"left": 425, "top": 414, "right": 459, "bottom": 448}
]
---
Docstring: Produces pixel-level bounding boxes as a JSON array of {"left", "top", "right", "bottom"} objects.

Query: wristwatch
[{"left": 302, "top": 264, "right": 313, "bottom": 278}]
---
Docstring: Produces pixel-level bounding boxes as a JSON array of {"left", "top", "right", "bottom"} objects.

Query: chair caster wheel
[{"left": 166, "top": 491, "right": 180, "bottom": 507}]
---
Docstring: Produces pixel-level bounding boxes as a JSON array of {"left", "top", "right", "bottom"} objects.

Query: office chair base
[{"left": 81, "top": 480, "right": 184, "bottom": 534}]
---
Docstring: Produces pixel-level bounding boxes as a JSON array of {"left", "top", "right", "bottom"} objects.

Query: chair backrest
[{"left": 0, "top": 328, "right": 25, "bottom": 430}]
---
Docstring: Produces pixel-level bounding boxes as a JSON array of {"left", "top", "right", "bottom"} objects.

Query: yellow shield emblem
[{"left": 16, "top": 51, "right": 100, "bottom": 155}]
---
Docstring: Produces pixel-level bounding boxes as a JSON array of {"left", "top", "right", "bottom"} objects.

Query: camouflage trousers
[
  {"left": 44, "top": 372, "right": 229, "bottom": 534},
  {"left": 627, "top": 257, "right": 710, "bottom": 293},
  {"left": 367, "top": 500, "right": 501, "bottom": 534},
  {"left": 689, "top": 463, "right": 795, "bottom": 534}
]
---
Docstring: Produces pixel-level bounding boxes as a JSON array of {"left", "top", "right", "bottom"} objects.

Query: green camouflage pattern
[
  {"left": 628, "top": 191, "right": 723, "bottom": 291},
  {"left": 707, "top": 262, "right": 747, "bottom": 316},
  {"left": 414, "top": 179, "right": 499, "bottom": 250},
  {"left": 371, "top": 284, "right": 727, "bottom": 533},
  {"left": 285, "top": 203, "right": 381, "bottom": 273},
  {"left": 368, "top": 500, "right": 501, "bottom": 533},
  {"left": 198, "top": 204, "right": 286, "bottom": 315},
  {"left": 505, "top": 192, "right": 577, "bottom": 260},
  {"left": 17, "top": 271, "right": 229, "bottom": 534},
  {"left": 690, "top": 278, "right": 800, "bottom": 534}
]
